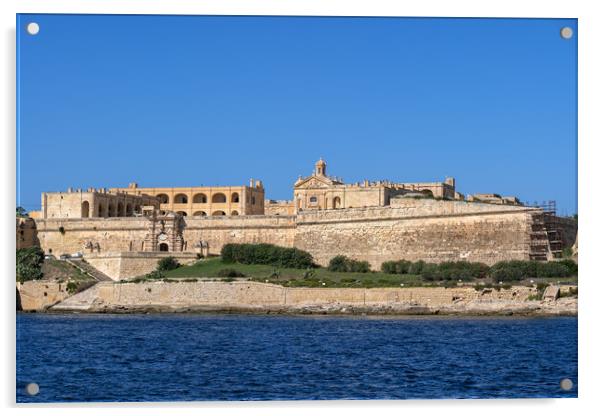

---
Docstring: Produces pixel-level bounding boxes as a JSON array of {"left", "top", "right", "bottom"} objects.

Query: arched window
[
  {"left": 212, "top": 193, "right": 227, "bottom": 203},
  {"left": 156, "top": 194, "right": 169, "bottom": 204},
  {"left": 231, "top": 193, "right": 240, "bottom": 203},
  {"left": 193, "top": 193, "right": 207, "bottom": 203},
  {"left": 231, "top": 210, "right": 239, "bottom": 216},
  {"left": 81, "top": 201, "right": 90, "bottom": 218},
  {"left": 174, "top": 194, "right": 188, "bottom": 204},
  {"left": 159, "top": 243, "right": 169, "bottom": 252},
  {"left": 333, "top": 196, "right": 341, "bottom": 209},
  {"left": 193, "top": 211, "right": 207, "bottom": 217},
  {"left": 176, "top": 211, "right": 187, "bottom": 216},
  {"left": 212, "top": 210, "right": 226, "bottom": 216}
]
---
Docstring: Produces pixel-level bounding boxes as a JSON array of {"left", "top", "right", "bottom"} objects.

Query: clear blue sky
[{"left": 17, "top": 15, "right": 577, "bottom": 215}]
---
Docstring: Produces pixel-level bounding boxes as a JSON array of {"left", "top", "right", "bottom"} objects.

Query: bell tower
[{"left": 315, "top": 158, "right": 327, "bottom": 176}]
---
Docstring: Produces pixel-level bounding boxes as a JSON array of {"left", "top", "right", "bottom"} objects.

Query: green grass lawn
[
  {"left": 42, "top": 259, "right": 93, "bottom": 282},
  {"left": 163, "top": 257, "right": 425, "bottom": 288},
  {"left": 155, "top": 257, "right": 578, "bottom": 289}
]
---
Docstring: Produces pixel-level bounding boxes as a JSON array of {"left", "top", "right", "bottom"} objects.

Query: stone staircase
[{"left": 66, "top": 258, "right": 113, "bottom": 282}]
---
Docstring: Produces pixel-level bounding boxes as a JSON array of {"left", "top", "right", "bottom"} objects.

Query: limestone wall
[
  {"left": 17, "top": 281, "right": 71, "bottom": 311},
  {"left": 35, "top": 217, "right": 149, "bottom": 255},
  {"left": 59, "top": 281, "right": 537, "bottom": 312},
  {"left": 16, "top": 217, "right": 38, "bottom": 249},
  {"left": 295, "top": 199, "right": 536, "bottom": 267},
  {"left": 182, "top": 215, "right": 297, "bottom": 255},
  {"left": 33, "top": 199, "right": 545, "bottom": 268},
  {"left": 84, "top": 252, "right": 199, "bottom": 280}
]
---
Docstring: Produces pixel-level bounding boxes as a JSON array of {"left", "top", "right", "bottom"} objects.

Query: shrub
[
  {"left": 557, "top": 259, "right": 578, "bottom": 276},
  {"left": 327, "top": 255, "right": 349, "bottom": 272},
  {"left": 535, "top": 262, "right": 570, "bottom": 278},
  {"left": 221, "top": 243, "right": 314, "bottom": 269},
  {"left": 157, "top": 256, "right": 180, "bottom": 271},
  {"left": 216, "top": 268, "right": 245, "bottom": 278},
  {"left": 66, "top": 281, "right": 78, "bottom": 294},
  {"left": 408, "top": 260, "right": 426, "bottom": 275},
  {"left": 490, "top": 260, "right": 538, "bottom": 281},
  {"left": 327, "top": 255, "right": 371, "bottom": 273},
  {"left": 146, "top": 270, "right": 165, "bottom": 280},
  {"left": 16, "top": 247, "right": 44, "bottom": 283},
  {"left": 381, "top": 260, "right": 412, "bottom": 274},
  {"left": 433, "top": 261, "right": 489, "bottom": 281}
]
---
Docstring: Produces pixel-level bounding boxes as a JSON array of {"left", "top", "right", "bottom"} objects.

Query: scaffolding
[{"left": 525, "top": 200, "right": 564, "bottom": 259}]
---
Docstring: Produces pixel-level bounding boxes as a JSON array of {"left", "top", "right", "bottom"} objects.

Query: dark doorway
[{"left": 159, "top": 243, "right": 169, "bottom": 252}]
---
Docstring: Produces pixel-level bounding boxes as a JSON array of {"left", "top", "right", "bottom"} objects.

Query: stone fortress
[{"left": 24, "top": 159, "right": 577, "bottom": 280}]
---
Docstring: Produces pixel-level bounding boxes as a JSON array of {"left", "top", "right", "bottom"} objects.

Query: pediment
[{"left": 294, "top": 175, "right": 334, "bottom": 189}]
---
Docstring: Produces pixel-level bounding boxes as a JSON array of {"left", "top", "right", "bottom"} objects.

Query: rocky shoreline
[
  {"left": 18, "top": 280, "right": 578, "bottom": 317},
  {"left": 46, "top": 298, "right": 577, "bottom": 317}
]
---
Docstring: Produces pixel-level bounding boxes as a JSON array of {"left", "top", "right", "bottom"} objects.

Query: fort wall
[
  {"left": 49, "top": 281, "right": 575, "bottom": 316},
  {"left": 295, "top": 199, "right": 536, "bottom": 267},
  {"left": 84, "top": 252, "right": 199, "bottom": 280},
  {"left": 182, "top": 215, "right": 297, "bottom": 255},
  {"left": 35, "top": 217, "right": 150, "bottom": 255},
  {"left": 33, "top": 200, "right": 542, "bottom": 271},
  {"left": 17, "top": 281, "right": 71, "bottom": 311}
]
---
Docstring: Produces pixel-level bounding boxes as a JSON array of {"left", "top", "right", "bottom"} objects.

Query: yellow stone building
[
  {"left": 110, "top": 180, "right": 265, "bottom": 217},
  {"left": 292, "top": 159, "right": 462, "bottom": 212}
]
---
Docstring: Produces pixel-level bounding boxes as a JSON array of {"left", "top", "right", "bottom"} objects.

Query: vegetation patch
[
  {"left": 328, "top": 255, "right": 371, "bottom": 273},
  {"left": 16, "top": 247, "right": 44, "bottom": 283},
  {"left": 221, "top": 243, "right": 314, "bottom": 269},
  {"left": 216, "top": 268, "right": 246, "bottom": 278},
  {"left": 157, "top": 256, "right": 180, "bottom": 272}
]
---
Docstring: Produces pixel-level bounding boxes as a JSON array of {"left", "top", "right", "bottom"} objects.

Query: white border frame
[{"left": 3, "top": 1, "right": 600, "bottom": 415}]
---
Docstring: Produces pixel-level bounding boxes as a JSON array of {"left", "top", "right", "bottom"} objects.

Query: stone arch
[
  {"left": 159, "top": 243, "right": 169, "bottom": 252},
  {"left": 98, "top": 203, "right": 106, "bottom": 217},
  {"left": 117, "top": 202, "right": 124, "bottom": 217},
  {"left": 176, "top": 211, "right": 188, "bottom": 216},
  {"left": 156, "top": 194, "right": 169, "bottom": 204},
  {"left": 126, "top": 203, "right": 133, "bottom": 216},
  {"left": 193, "top": 193, "right": 207, "bottom": 203},
  {"left": 193, "top": 211, "right": 207, "bottom": 217},
  {"left": 333, "top": 196, "right": 342, "bottom": 209},
  {"left": 212, "top": 193, "right": 227, "bottom": 203},
  {"left": 231, "top": 210, "right": 239, "bottom": 216},
  {"left": 108, "top": 203, "right": 116, "bottom": 217},
  {"left": 231, "top": 193, "right": 240, "bottom": 203},
  {"left": 212, "top": 210, "right": 226, "bottom": 216},
  {"left": 174, "top": 194, "right": 188, "bottom": 204},
  {"left": 81, "top": 201, "right": 90, "bottom": 218}
]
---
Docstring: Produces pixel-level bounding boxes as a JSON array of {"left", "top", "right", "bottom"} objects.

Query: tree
[
  {"left": 16, "top": 206, "right": 28, "bottom": 218},
  {"left": 157, "top": 256, "right": 180, "bottom": 271},
  {"left": 16, "top": 247, "right": 44, "bottom": 283}
]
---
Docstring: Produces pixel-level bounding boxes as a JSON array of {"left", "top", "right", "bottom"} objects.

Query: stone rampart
[
  {"left": 33, "top": 199, "right": 556, "bottom": 269},
  {"left": 84, "top": 252, "right": 199, "bottom": 280},
  {"left": 181, "top": 215, "right": 296, "bottom": 255},
  {"left": 51, "top": 281, "right": 569, "bottom": 316},
  {"left": 17, "top": 281, "right": 71, "bottom": 311},
  {"left": 295, "top": 199, "right": 536, "bottom": 267}
]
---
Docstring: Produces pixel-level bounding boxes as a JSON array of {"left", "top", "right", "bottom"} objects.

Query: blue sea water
[{"left": 16, "top": 313, "right": 577, "bottom": 402}]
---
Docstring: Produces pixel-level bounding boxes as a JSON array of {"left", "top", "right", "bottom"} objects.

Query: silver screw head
[
  {"left": 26, "top": 22, "right": 40, "bottom": 35},
  {"left": 560, "top": 27, "right": 573, "bottom": 39}
]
